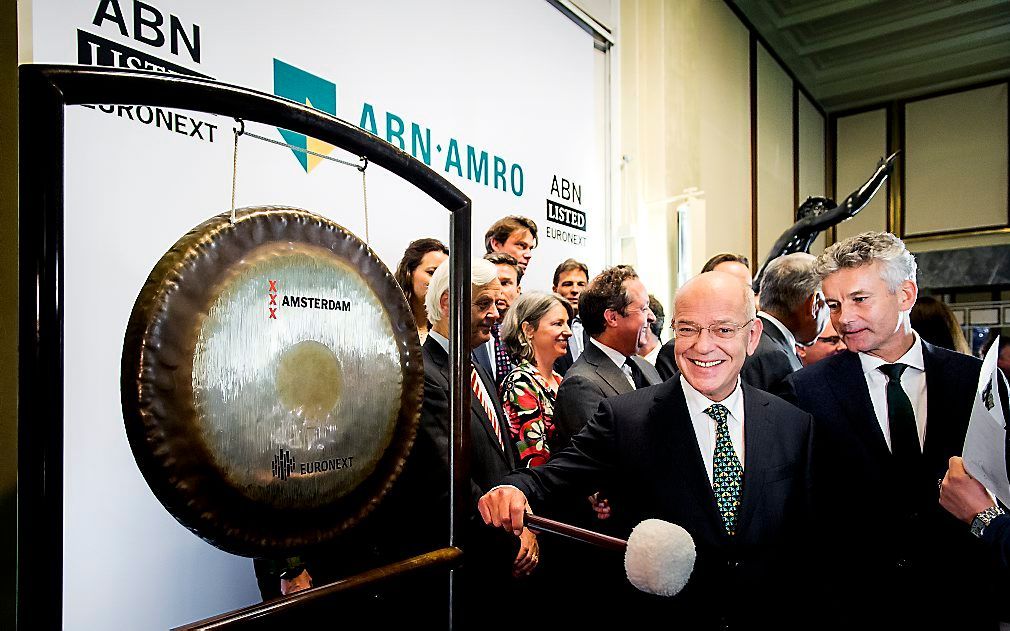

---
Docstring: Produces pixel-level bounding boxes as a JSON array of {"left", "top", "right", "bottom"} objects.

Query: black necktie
[
  {"left": 878, "top": 363, "right": 920, "bottom": 462},
  {"left": 625, "top": 358, "right": 650, "bottom": 389}
]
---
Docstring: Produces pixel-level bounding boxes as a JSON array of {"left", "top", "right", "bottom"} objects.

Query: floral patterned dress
[{"left": 499, "top": 360, "right": 561, "bottom": 467}]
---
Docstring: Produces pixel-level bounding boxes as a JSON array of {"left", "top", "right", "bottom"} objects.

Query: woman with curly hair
[{"left": 498, "top": 292, "right": 573, "bottom": 466}]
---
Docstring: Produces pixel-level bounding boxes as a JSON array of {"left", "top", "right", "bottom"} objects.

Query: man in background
[
  {"left": 475, "top": 252, "right": 522, "bottom": 384},
  {"left": 553, "top": 265, "right": 662, "bottom": 448},
  {"left": 741, "top": 252, "right": 827, "bottom": 394},
  {"left": 637, "top": 294, "right": 665, "bottom": 367},
  {"left": 485, "top": 215, "right": 538, "bottom": 275},
  {"left": 796, "top": 319, "right": 846, "bottom": 366},
  {"left": 552, "top": 258, "right": 589, "bottom": 376}
]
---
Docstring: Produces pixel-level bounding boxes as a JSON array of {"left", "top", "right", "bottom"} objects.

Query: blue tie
[{"left": 706, "top": 403, "right": 743, "bottom": 535}]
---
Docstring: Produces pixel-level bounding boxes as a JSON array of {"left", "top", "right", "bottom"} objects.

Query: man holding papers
[
  {"left": 940, "top": 337, "right": 1009, "bottom": 571},
  {"left": 784, "top": 232, "right": 1002, "bottom": 629}
]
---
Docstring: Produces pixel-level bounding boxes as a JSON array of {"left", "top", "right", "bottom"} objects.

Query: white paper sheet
[{"left": 962, "top": 336, "right": 1010, "bottom": 507}]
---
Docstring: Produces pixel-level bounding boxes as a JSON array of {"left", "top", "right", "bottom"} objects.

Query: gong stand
[{"left": 18, "top": 64, "right": 472, "bottom": 630}]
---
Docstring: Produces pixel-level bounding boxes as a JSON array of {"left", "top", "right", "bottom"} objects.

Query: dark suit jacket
[
  {"left": 383, "top": 338, "right": 520, "bottom": 595},
  {"left": 784, "top": 343, "right": 1003, "bottom": 628},
  {"left": 740, "top": 314, "right": 801, "bottom": 395},
  {"left": 553, "top": 339, "right": 662, "bottom": 450},
  {"left": 655, "top": 339, "right": 678, "bottom": 381},
  {"left": 504, "top": 378, "right": 815, "bottom": 628}
]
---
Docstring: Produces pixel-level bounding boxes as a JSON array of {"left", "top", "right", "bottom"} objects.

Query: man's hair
[
  {"left": 500, "top": 291, "right": 574, "bottom": 364},
  {"left": 552, "top": 258, "right": 589, "bottom": 288},
  {"left": 814, "top": 231, "right": 916, "bottom": 292},
  {"left": 701, "top": 253, "right": 750, "bottom": 274},
  {"left": 758, "top": 253, "right": 820, "bottom": 315},
  {"left": 393, "top": 238, "right": 449, "bottom": 317},
  {"left": 580, "top": 265, "right": 640, "bottom": 337},
  {"left": 484, "top": 215, "right": 539, "bottom": 253},
  {"left": 425, "top": 257, "right": 498, "bottom": 325},
  {"left": 648, "top": 294, "right": 665, "bottom": 340},
  {"left": 483, "top": 252, "right": 524, "bottom": 284}
]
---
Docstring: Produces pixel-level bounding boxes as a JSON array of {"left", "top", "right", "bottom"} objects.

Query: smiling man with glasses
[{"left": 478, "top": 270, "right": 817, "bottom": 628}]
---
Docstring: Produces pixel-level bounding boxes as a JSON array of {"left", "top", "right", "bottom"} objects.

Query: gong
[{"left": 121, "top": 206, "right": 423, "bottom": 557}]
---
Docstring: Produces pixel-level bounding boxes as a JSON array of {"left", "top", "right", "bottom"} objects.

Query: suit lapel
[
  {"left": 427, "top": 338, "right": 511, "bottom": 468},
  {"left": 832, "top": 351, "right": 891, "bottom": 460},
  {"left": 759, "top": 314, "right": 802, "bottom": 371},
  {"left": 921, "top": 342, "right": 963, "bottom": 471},
  {"left": 584, "top": 342, "right": 634, "bottom": 396},
  {"left": 737, "top": 385, "right": 772, "bottom": 537},
  {"left": 652, "top": 381, "right": 724, "bottom": 538}
]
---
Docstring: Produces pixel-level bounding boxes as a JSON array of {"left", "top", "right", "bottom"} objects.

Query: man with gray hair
[
  {"left": 784, "top": 232, "right": 999, "bottom": 629},
  {"left": 410, "top": 257, "right": 539, "bottom": 625},
  {"left": 741, "top": 252, "right": 827, "bottom": 394}
]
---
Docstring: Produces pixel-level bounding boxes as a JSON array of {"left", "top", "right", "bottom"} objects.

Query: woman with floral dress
[{"left": 498, "top": 292, "right": 573, "bottom": 467}]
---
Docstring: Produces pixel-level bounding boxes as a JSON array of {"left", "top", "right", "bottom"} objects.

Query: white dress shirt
[
  {"left": 857, "top": 331, "right": 928, "bottom": 451},
  {"left": 680, "top": 375, "right": 746, "bottom": 484},
  {"left": 570, "top": 316, "right": 585, "bottom": 361},
  {"left": 589, "top": 337, "right": 636, "bottom": 389}
]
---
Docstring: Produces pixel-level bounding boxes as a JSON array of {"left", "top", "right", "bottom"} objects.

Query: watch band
[{"left": 970, "top": 505, "right": 1005, "bottom": 538}]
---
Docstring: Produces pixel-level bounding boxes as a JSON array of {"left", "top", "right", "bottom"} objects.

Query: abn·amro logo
[{"left": 272, "top": 58, "right": 338, "bottom": 173}]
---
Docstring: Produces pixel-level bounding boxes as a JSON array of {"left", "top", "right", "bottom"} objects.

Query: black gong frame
[{"left": 18, "top": 64, "right": 473, "bottom": 629}]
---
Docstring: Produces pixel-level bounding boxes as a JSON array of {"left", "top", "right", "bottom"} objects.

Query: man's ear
[
  {"left": 489, "top": 238, "right": 503, "bottom": 252},
  {"left": 602, "top": 308, "right": 620, "bottom": 329},
  {"left": 898, "top": 279, "right": 918, "bottom": 312},
  {"left": 745, "top": 317, "right": 764, "bottom": 356},
  {"left": 803, "top": 293, "right": 817, "bottom": 317},
  {"left": 439, "top": 290, "right": 450, "bottom": 320}
]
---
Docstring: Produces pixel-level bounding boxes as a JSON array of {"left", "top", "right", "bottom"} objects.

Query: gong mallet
[{"left": 524, "top": 513, "right": 696, "bottom": 597}]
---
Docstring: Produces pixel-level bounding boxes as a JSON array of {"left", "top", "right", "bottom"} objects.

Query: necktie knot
[
  {"left": 490, "top": 322, "right": 501, "bottom": 340},
  {"left": 704, "top": 403, "right": 730, "bottom": 424},
  {"left": 878, "top": 362, "right": 908, "bottom": 381}
]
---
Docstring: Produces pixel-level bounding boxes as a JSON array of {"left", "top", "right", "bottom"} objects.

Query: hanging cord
[
  {"left": 229, "top": 117, "right": 371, "bottom": 241},
  {"left": 358, "top": 156, "right": 369, "bottom": 244},
  {"left": 231, "top": 118, "right": 244, "bottom": 223}
]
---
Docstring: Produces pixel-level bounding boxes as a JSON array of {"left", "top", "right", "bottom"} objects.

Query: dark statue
[{"left": 752, "top": 151, "right": 900, "bottom": 293}]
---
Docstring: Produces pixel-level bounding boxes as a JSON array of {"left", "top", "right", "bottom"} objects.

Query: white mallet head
[{"left": 624, "top": 518, "right": 696, "bottom": 597}]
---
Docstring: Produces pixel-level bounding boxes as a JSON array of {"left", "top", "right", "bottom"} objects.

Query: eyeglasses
[
  {"left": 816, "top": 335, "right": 842, "bottom": 345},
  {"left": 673, "top": 319, "right": 754, "bottom": 340}
]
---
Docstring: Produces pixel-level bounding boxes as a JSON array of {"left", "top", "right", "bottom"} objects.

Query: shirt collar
[
  {"left": 680, "top": 374, "right": 745, "bottom": 421},
  {"left": 858, "top": 330, "right": 925, "bottom": 374},
  {"left": 428, "top": 329, "right": 450, "bottom": 355},
  {"left": 758, "top": 311, "right": 797, "bottom": 350},
  {"left": 589, "top": 336, "right": 629, "bottom": 370}
]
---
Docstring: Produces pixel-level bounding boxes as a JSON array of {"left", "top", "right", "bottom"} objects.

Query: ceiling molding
[{"left": 730, "top": 0, "right": 1010, "bottom": 111}]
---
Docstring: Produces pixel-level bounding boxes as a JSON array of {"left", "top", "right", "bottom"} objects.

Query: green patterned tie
[{"left": 706, "top": 403, "right": 743, "bottom": 536}]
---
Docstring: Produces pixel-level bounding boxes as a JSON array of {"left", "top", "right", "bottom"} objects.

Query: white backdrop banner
[{"left": 28, "top": 0, "right": 602, "bottom": 628}]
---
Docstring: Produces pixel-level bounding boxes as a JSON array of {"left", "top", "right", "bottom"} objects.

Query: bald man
[{"left": 478, "top": 272, "right": 816, "bottom": 629}]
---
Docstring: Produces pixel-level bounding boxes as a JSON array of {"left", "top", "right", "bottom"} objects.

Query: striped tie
[{"left": 471, "top": 366, "right": 504, "bottom": 451}]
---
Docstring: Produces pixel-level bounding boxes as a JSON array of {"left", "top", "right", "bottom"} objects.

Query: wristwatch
[{"left": 970, "top": 505, "right": 1005, "bottom": 538}]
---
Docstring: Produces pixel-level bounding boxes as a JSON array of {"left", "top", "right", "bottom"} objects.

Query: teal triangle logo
[{"left": 272, "top": 59, "right": 338, "bottom": 172}]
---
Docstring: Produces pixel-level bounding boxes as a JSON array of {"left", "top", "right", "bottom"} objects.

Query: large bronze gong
[{"left": 121, "top": 206, "right": 423, "bottom": 557}]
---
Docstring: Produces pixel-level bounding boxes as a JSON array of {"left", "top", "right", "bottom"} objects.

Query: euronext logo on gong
[{"left": 271, "top": 448, "right": 355, "bottom": 481}]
